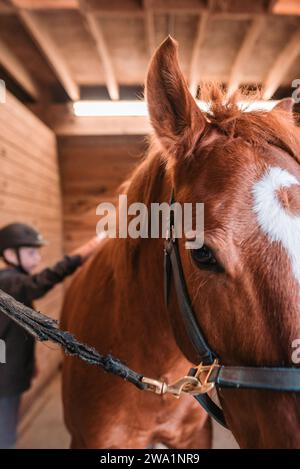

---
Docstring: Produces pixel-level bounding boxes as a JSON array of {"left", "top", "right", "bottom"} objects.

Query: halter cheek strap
[
  {"left": 164, "top": 196, "right": 227, "bottom": 427},
  {"left": 163, "top": 189, "right": 300, "bottom": 429},
  {"left": 164, "top": 217, "right": 217, "bottom": 365}
]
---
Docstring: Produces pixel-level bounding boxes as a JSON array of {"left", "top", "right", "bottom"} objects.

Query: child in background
[{"left": 0, "top": 223, "right": 103, "bottom": 449}]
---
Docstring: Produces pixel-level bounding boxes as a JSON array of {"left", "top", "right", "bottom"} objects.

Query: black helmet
[{"left": 0, "top": 223, "right": 47, "bottom": 256}]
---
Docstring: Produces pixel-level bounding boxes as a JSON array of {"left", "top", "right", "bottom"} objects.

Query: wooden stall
[
  {"left": 0, "top": 90, "right": 64, "bottom": 415},
  {"left": 0, "top": 0, "right": 299, "bottom": 444},
  {"left": 58, "top": 135, "right": 146, "bottom": 253}
]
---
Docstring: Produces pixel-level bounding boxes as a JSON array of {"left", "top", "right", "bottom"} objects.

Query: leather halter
[{"left": 164, "top": 190, "right": 300, "bottom": 428}]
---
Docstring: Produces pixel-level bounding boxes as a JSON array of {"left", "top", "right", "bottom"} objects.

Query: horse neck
[{"left": 114, "top": 149, "right": 179, "bottom": 351}]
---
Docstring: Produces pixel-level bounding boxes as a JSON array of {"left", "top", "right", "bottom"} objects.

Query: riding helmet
[{"left": 0, "top": 223, "right": 47, "bottom": 256}]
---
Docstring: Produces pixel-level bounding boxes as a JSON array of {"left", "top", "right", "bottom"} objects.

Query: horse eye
[{"left": 190, "top": 245, "right": 223, "bottom": 272}]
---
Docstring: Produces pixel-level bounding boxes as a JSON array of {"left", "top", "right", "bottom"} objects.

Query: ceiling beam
[
  {"left": 55, "top": 115, "right": 150, "bottom": 135},
  {"left": 263, "top": 29, "right": 300, "bottom": 99},
  {"left": 30, "top": 104, "right": 150, "bottom": 136},
  {"left": 90, "top": 0, "right": 205, "bottom": 15},
  {"left": 0, "top": 37, "right": 40, "bottom": 100},
  {"left": 189, "top": 11, "right": 209, "bottom": 98},
  {"left": 227, "top": 15, "right": 266, "bottom": 96},
  {"left": 272, "top": 0, "right": 300, "bottom": 15},
  {"left": 0, "top": 1, "right": 14, "bottom": 14},
  {"left": 2, "top": 0, "right": 280, "bottom": 15},
  {"left": 210, "top": 0, "right": 273, "bottom": 14},
  {"left": 13, "top": 8, "right": 80, "bottom": 101},
  {"left": 143, "top": 1, "right": 156, "bottom": 57},
  {"left": 10, "top": 0, "right": 78, "bottom": 9},
  {"left": 79, "top": 0, "right": 119, "bottom": 100}
]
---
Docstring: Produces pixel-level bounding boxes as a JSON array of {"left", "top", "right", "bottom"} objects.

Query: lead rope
[
  {"left": 0, "top": 288, "right": 213, "bottom": 397},
  {"left": 0, "top": 288, "right": 146, "bottom": 390}
]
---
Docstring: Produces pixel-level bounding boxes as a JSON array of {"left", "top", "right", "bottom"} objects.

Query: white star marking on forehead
[{"left": 252, "top": 166, "right": 300, "bottom": 287}]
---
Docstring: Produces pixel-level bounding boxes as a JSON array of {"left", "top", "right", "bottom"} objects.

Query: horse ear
[
  {"left": 273, "top": 98, "right": 294, "bottom": 113},
  {"left": 146, "top": 36, "right": 206, "bottom": 156}
]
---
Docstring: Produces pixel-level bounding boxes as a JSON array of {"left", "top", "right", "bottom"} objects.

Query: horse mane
[
  {"left": 199, "top": 83, "right": 300, "bottom": 164},
  {"left": 121, "top": 84, "right": 300, "bottom": 208}
]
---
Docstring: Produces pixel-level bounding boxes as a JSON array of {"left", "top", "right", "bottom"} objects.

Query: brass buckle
[
  {"left": 191, "top": 359, "right": 220, "bottom": 394},
  {"left": 141, "top": 359, "right": 219, "bottom": 398}
]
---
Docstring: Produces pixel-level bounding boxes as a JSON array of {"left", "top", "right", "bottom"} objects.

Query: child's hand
[{"left": 71, "top": 234, "right": 106, "bottom": 262}]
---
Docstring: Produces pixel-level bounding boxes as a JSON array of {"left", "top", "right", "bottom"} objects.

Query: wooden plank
[
  {"left": 272, "top": 0, "right": 300, "bottom": 15},
  {"left": 4, "top": 87, "right": 55, "bottom": 141},
  {"left": 14, "top": 8, "right": 80, "bottom": 100},
  {"left": 0, "top": 144, "right": 59, "bottom": 195},
  {"left": 36, "top": 104, "right": 151, "bottom": 135},
  {"left": 0, "top": 195, "right": 61, "bottom": 218},
  {"left": 0, "top": 37, "right": 40, "bottom": 100},
  {"left": 11, "top": 0, "right": 77, "bottom": 9},
  {"left": 59, "top": 134, "right": 143, "bottom": 251},
  {"left": 189, "top": 11, "right": 209, "bottom": 97},
  {"left": 227, "top": 15, "right": 266, "bottom": 96},
  {"left": 0, "top": 117, "right": 58, "bottom": 172},
  {"left": 263, "top": 29, "right": 300, "bottom": 99},
  {"left": 2, "top": 0, "right": 275, "bottom": 15},
  {"left": 0, "top": 92, "right": 58, "bottom": 165},
  {"left": 0, "top": 176, "right": 61, "bottom": 209},
  {"left": 0, "top": 206, "right": 62, "bottom": 224},
  {"left": 64, "top": 115, "right": 149, "bottom": 136},
  {"left": 0, "top": 1, "right": 14, "bottom": 14},
  {"left": 0, "top": 130, "right": 57, "bottom": 172},
  {"left": 79, "top": 1, "right": 119, "bottom": 100},
  {"left": 0, "top": 141, "right": 60, "bottom": 188},
  {"left": 143, "top": 0, "right": 156, "bottom": 56}
]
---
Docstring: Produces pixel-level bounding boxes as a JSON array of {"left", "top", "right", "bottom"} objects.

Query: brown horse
[{"left": 61, "top": 37, "right": 300, "bottom": 448}]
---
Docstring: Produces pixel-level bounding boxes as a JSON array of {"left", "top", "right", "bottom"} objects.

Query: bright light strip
[
  {"left": 74, "top": 100, "right": 148, "bottom": 117},
  {"left": 73, "top": 99, "right": 279, "bottom": 117},
  {"left": 237, "top": 100, "right": 279, "bottom": 111}
]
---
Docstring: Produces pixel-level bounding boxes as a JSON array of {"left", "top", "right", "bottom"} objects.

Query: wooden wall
[
  {"left": 0, "top": 91, "right": 64, "bottom": 415},
  {"left": 58, "top": 135, "right": 147, "bottom": 253},
  {"left": 0, "top": 97, "right": 147, "bottom": 417}
]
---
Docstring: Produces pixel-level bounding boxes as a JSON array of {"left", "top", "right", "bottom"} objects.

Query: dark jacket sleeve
[
  {"left": 21, "top": 255, "right": 83, "bottom": 302},
  {"left": 0, "top": 255, "right": 82, "bottom": 336},
  {"left": 22, "top": 256, "right": 82, "bottom": 301}
]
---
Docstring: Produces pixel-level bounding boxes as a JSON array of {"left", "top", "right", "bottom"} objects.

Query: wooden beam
[
  {"left": 3, "top": 0, "right": 286, "bottom": 15},
  {"left": 10, "top": 0, "right": 78, "bottom": 9},
  {"left": 79, "top": 1, "right": 119, "bottom": 101},
  {"left": 54, "top": 116, "right": 150, "bottom": 135},
  {"left": 0, "top": 1, "right": 14, "bottom": 14},
  {"left": 0, "top": 37, "right": 40, "bottom": 100},
  {"left": 210, "top": 0, "right": 272, "bottom": 14},
  {"left": 30, "top": 104, "right": 151, "bottom": 136},
  {"left": 90, "top": 0, "right": 204, "bottom": 14},
  {"left": 227, "top": 15, "right": 266, "bottom": 96},
  {"left": 143, "top": 0, "right": 156, "bottom": 57},
  {"left": 263, "top": 29, "right": 300, "bottom": 99},
  {"left": 140, "top": 0, "right": 270, "bottom": 14},
  {"left": 189, "top": 11, "right": 209, "bottom": 98},
  {"left": 14, "top": 8, "right": 80, "bottom": 101},
  {"left": 272, "top": 0, "right": 300, "bottom": 15}
]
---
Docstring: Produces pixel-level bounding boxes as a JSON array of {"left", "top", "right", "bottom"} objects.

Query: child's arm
[
  {"left": 19, "top": 236, "right": 103, "bottom": 302},
  {"left": 18, "top": 254, "right": 82, "bottom": 302}
]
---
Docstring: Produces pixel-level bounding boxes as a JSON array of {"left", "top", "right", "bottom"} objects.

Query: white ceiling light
[
  {"left": 237, "top": 100, "right": 279, "bottom": 111},
  {"left": 73, "top": 99, "right": 279, "bottom": 117},
  {"left": 73, "top": 100, "right": 148, "bottom": 117}
]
